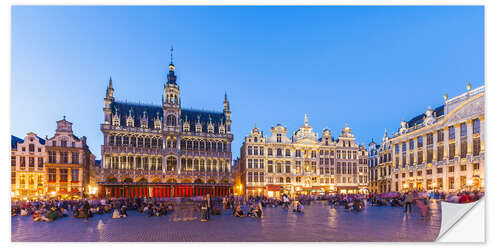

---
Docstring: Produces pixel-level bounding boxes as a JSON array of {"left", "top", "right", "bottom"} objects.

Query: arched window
[
  {"left": 143, "top": 156, "right": 148, "bottom": 170},
  {"left": 167, "top": 156, "right": 177, "bottom": 171},
  {"left": 200, "top": 159, "right": 205, "bottom": 172},
  {"left": 181, "top": 158, "right": 187, "bottom": 171},
  {"left": 206, "top": 159, "right": 212, "bottom": 172},
  {"left": 194, "top": 159, "right": 199, "bottom": 172},
  {"left": 151, "top": 157, "right": 156, "bottom": 171},
  {"left": 135, "top": 156, "right": 142, "bottom": 170},
  {"left": 187, "top": 158, "right": 193, "bottom": 171},
  {"left": 166, "top": 114, "right": 177, "bottom": 127}
]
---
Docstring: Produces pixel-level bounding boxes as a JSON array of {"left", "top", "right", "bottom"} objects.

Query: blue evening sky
[{"left": 11, "top": 6, "right": 484, "bottom": 160}]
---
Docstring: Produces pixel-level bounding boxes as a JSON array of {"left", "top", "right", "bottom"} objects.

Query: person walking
[{"left": 403, "top": 192, "right": 413, "bottom": 213}]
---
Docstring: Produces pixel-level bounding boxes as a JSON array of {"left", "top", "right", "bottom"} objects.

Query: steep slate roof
[
  {"left": 180, "top": 108, "right": 226, "bottom": 132},
  {"left": 407, "top": 104, "right": 445, "bottom": 127},
  {"left": 37, "top": 136, "right": 46, "bottom": 145},
  {"left": 11, "top": 135, "right": 23, "bottom": 150},
  {"left": 111, "top": 101, "right": 225, "bottom": 133},
  {"left": 111, "top": 101, "right": 162, "bottom": 129},
  {"left": 95, "top": 160, "right": 102, "bottom": 168}
]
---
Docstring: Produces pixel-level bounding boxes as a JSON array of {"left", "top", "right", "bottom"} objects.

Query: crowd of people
[{"left": 11, "top": 190, "right": 484, "bottom": 223}]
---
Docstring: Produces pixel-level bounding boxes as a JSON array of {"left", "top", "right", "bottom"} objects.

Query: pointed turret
[
  {"left": 103, "top": 76, "right": 115, "bottom": 124},
  {"left": 106, "top": 76, "right": 114, "bottom": 99},
  {"left": 224, "top": 92, "right": 232, "bottom": 131}
]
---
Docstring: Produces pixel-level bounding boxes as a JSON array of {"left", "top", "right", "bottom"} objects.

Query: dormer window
[
  {"left": 277, "top": 134, "right": 282, "bottom": 143},
  {"left": 195, "top": 123, "right": 202, "bottom": 133},
  {"left": 112, "top": 116, "right": 120, "bottom": 126},
  {"left": 254, "top": 137, "right": 257, "bottom": 142},
  {"left": 141, "top": 120, "right": 148, "bottom": 128},
  {"left": 208, "top": 124, "right": 214, "bottom": 133},
  {"left": 126, "top": 117, "right": 134, "bottom": 127},
  {"left": 154, "top": 120, "right": 161, "bottom": 129},
  {"left": 219, "top": 125, "right": 225, "bottom": 134},
  {"left": 183, "top": 122, "right": 190, "bottom": 132}
]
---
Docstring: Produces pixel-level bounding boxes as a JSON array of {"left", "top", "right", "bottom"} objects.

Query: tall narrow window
[{"left": 473, "top": 119, "right": 480, "bottom": 134}]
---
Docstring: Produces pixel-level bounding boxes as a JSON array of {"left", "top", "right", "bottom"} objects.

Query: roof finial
[
  {"left": 63, "top": 115, "right": 66, "bottom": 120},
  {"left": 109, "top": 76, "right": 113, "bottom": 88},
  {"left": 224, "top": 91, "right": 227, "bottom": 102},
  {"left": 304, "top": 114, "right": 309, "bottom": 124},
  {"left": 170, "top": 46, "right": 174, "bottom": 65}
]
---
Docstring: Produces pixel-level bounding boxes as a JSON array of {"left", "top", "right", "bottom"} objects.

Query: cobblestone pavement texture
[{"left": 11, "top": 201, "right": 441, "bottom": 242}]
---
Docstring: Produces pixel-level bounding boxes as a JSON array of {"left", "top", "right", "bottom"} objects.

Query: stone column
[
  {"left": 480, "top": 116, "right": 485, "bottom": 153},
  {"left": 56, "top": 167, "right": 60, "bottom": 192},
  {"left": 433, "top": 131, "right": 438, "bottom": 161},
  {"left": 444, "top": 128, "right": 449, "bottom": 159},
  {"left": 467, "top": 119, "right": 473, "bottom": 155},
  {"left": 68, "top": 168, "right": 72, "bottom": 193},
  {"left": 422, "top": 135, "right": 427, "bottom": 163},
  {"left": 455, "top": 124, "right": 460, "bottom": 159}
]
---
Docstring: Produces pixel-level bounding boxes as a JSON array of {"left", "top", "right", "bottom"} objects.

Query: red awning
[{"left": 266, "top": 185, "right": 281, "bottom": 191}]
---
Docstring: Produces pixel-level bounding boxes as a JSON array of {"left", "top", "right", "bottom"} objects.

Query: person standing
[
  {"left": 83, "top": 199, "right": 90, "bottom": 222},
  {"left": 200, "top": 196, "right": 209, "bottom": 222},
  {"left": 403, "top": 192, "right": 413, "bottom": 213}
]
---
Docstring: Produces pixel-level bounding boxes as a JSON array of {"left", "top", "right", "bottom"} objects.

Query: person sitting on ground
[
  {"left": 247, "top": 204, "right": 255, "bottom": 216},
  {"left": 112, "top": 208, "right": 121, "bottom": 219},
  {"left": 233, "top": 205, "right": 245, "bottom": 217},
  {"left": 296, "top": 201, "right": 304, "bottom": 213},
  {"left": 256, "top": 202, "right": 263, "bottom": 218},
  {"left": 120, "top": 205, "right": 128, "bottom": 218}
]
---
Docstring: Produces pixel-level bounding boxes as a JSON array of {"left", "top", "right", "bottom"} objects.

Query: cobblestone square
[{"left": 11, "top": 201, "right": 441, "bottom": 242}]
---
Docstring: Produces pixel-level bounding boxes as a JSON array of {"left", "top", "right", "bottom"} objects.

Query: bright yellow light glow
[
  {"left": 467, "top": 179, "right": 473, "bottom": 186},
  {"left": 51, "top": 191, "right": 56, "bottom": 196},
  {"left": 340, "top": 190, "right": 347, "bottom": 194}
]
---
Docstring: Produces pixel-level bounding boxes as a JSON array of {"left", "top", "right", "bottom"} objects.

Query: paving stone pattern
[{"left": 11, "top": 201, "right": 441, "bottom": 242}]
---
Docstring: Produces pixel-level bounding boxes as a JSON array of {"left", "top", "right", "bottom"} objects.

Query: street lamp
[{"left": 467, "top": 179, "right": 473, "bottom": 191}]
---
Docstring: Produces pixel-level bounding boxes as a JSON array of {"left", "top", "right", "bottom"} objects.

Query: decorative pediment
[{"left": 445, "top": 95, "right": 484, "bottom": 126}]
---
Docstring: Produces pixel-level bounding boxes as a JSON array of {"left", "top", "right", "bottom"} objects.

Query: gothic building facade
[
  {"left": 240, "top": 115, "right": 369, "bottom": 198},
  {"left": 98, "top": 59, "right": 233, "bottom": 198}
]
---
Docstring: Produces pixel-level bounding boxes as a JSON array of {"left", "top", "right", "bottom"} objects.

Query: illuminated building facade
[
  {"left": 45, "top": 117, "right": 96, "bottom": 198},
  {"left": 391, "top": 83, "right": 485, "bottom": 192},
  {"left": 98, "top": 56, "right": 233, "bottom": 198},
  {"left": 240, "top": 115, "right": 369, "bottom": 198},
  {"left": 11, "top": 133, "right": 46, "bottom": 198},
  {"left": 367, "top": 130, "right": 393, "bottom": 193}
]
